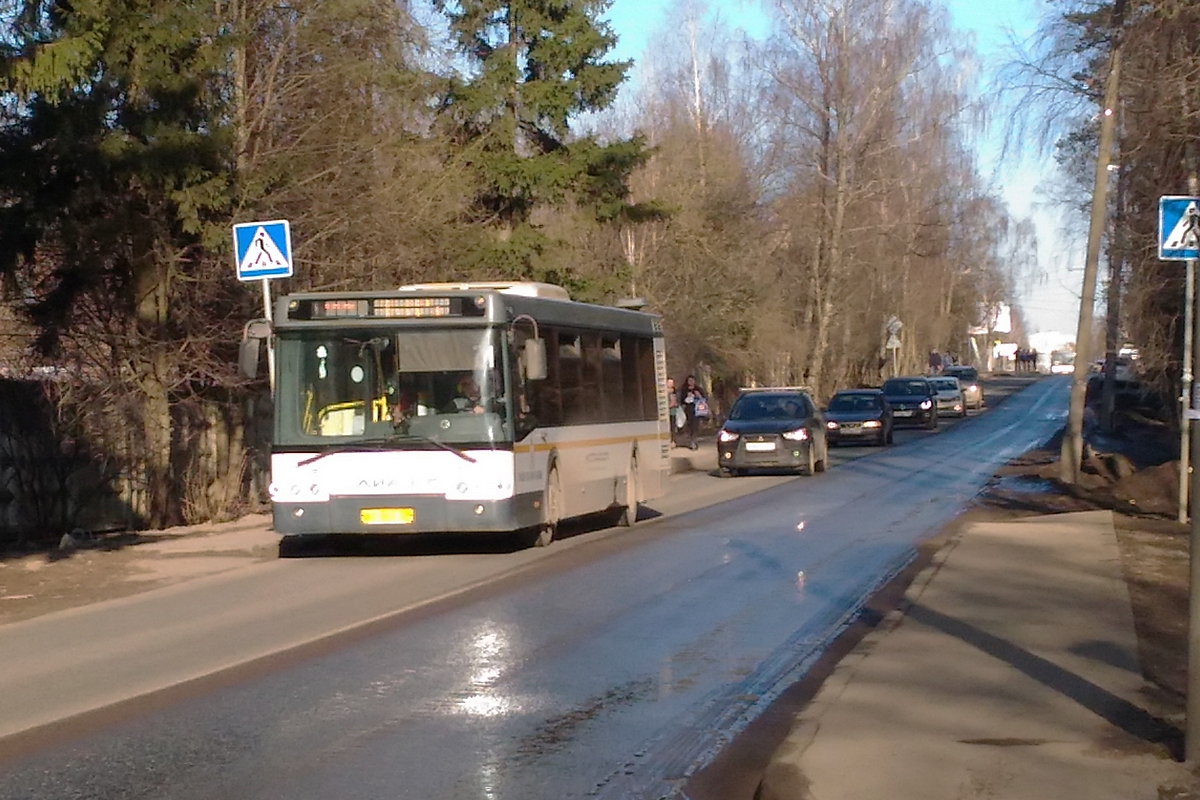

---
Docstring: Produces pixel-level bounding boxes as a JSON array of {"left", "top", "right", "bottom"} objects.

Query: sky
[{"left": 601, "top": 0, "right": 1084, "bottom": 338}]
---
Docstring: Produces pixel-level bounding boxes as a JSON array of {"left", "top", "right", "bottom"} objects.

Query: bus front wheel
[{"left": 534, "top": 467, "right": 562, "bottom": 547}]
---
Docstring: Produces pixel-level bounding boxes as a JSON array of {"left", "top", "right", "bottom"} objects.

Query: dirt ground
[{"left": 0, "top": 515, "right": 279, "bottom": 624}]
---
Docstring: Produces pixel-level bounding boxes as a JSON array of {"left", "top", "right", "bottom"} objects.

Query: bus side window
[
  {"left": 578, "top": 332, "right": 602, "bottom": 424},
  {"left": 510, "top": 333, "right": 537, "bottom": 439},
  {"left": 619, "top": 334, "right": 643, "bottom": 422},
  {"left": 637, "top": 338, "right": 657, "bottom": 420},
  {"left": 601, "top": 337, "right": 623, "bottom": 421},
  {"left": 559, "top": 331, "right": 584, "bottom": 424},
  {"left": 531, "top": 328, "right": 563, "bottom": 426}
]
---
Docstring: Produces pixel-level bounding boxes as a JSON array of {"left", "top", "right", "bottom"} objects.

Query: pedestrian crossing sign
[
  {"left": 234, "top": 220, "right": 293, "bottom": 280},
  {"left": 1159, "top": 196, "right": 1200, "bottom": 260}
]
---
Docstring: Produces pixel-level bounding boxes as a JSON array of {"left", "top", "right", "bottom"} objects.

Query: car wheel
[
  {"left": 815, "top": 444, "right": 827, "bottom": 473},
  {"left": 803, "top": 445, "right": 816, "bottom": 476},
  {"left": 926, "top": 413, "right": 937, "bottom": 430}
]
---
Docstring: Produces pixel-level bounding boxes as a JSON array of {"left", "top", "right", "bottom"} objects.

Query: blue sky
[{"left": 601, "top": 0, "right": 1082, "bottom": 337}]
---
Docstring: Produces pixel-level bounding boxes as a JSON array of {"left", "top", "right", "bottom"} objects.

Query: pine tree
[
  {"left": 0, "top": 0, "right": 237, "bottom": 527},
  {"left": 434, "top": 0, "right": 654, "bottom": 281}
]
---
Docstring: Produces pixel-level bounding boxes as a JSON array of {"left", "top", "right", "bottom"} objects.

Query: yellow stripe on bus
[{"left": 514, "top": 432, "right": 671, "bottom": 454}]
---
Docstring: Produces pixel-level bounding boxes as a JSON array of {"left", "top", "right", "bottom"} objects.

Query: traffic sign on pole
[
  {"left": 234, "top": 220, "right": 293, "bottom": 280},
  {"left": 1159, "top": 196, "right": 1200, "bottom": 260}
]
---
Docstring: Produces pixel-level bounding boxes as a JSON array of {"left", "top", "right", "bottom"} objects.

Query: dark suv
[
  {"left": 881, "top": 377, "right": 938, "bottom": 429},
  {"left": 717, "top": 388, "right": 828, "bottom": 476}
]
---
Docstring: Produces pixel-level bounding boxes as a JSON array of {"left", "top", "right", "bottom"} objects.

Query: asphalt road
[{"left": 0, "top": 376, "right": 1067, "bottom": 800}]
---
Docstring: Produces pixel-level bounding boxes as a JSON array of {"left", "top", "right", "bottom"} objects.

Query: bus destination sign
[{"left": 287, "top": 296, "right": 487, "bottom": 321}]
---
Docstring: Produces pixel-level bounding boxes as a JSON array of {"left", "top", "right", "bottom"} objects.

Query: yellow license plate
[{"left": 360, "top": 507, "right": 414, "bottom": 525}]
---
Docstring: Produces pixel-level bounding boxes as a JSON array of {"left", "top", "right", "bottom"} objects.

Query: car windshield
[
  {"left": 827, "top": 394, "right": 880, "bottom": 412},
  {"left": 730, "top": 394, "right": 809, "bottom": 420},
  {"left": 947, "top": 368, "right": 977, "bottom": 381},
  {"left": 933, "top": 379, "right": 959, "bottom": 391},
  {"left": 882, "top": 380, "right": 928, "bottom": 396}
]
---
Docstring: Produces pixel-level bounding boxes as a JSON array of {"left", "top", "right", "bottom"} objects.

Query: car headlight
[
  {"left": 718, "top": 429, "right": 740, "bottom": 442},
  {"left": 967, "top": 384, "right": 978, "bottom": 392},
  {"left": 826, "top": 420, "right": 839, "bottom": 430},
  {"left": 782, "top": 427, "right": 809, "bottom": 441},
  {"left": 863, "top": 420, "right": 881, "bottom": 428},
  {"left": 920, "top": 399, "right": 933, "bottom": 410}
]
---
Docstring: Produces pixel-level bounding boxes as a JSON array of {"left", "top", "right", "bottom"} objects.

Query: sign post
[
  {"left": 1159, "top": 194, "right": 1200, "bottom": 760},
  {"left": 234, "top": 220, "right": 294, "bottom": 394},
  {"left": 1159, "top": 197, "right": 1200, "bottom": 522},
  {"left": 885, "top": 317, "right": 902, "bottom": 376}
]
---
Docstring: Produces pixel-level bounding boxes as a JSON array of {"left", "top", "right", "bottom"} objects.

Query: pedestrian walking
[
  {"left": 678, "top": 375, "right": 708, "bottom": 450},
  {"left": 667, "top": 378, "right": 683, "bottom": 448}
]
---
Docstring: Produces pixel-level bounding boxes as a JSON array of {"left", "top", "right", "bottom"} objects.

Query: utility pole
[
  {"left": 1102, "top": 141, "right": 1125, "bottom": 434},
  {"left": 1061, "top": 15, "right": 1124, "bottom": 483}
]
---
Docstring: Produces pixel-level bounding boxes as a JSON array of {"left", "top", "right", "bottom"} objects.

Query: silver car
[
  {"left": 930, "top": 376, "right": 966, "bottom": 418},
  {"left": 942, "top": 365, "right": 983, "bottom": 410}
]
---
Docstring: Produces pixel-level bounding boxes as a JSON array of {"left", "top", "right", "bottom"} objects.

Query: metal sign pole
[
  {"left": 1165, "top": 182, "right": 1200, "bottom": 760},
  {"left": 261, "top": 277, "right": 275, "bottom": 396},
  {"left": 1183, "top": 256, "right": 1194, "bottom": 523},
  {"left": 1190, "top": 252, "right": 1200, "bottom": 762}
]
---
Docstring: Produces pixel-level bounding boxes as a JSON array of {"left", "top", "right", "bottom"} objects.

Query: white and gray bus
[{"left": 241, "top": 282, "right": 670, "bottom": 546}]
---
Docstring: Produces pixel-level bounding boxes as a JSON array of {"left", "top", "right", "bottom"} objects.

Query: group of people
[
  {"left": 1014, "top": 349, "right": 1040, "bottom": 373},
  {"left": 668, "top": 374, "right": 708, "bottom": 450}
]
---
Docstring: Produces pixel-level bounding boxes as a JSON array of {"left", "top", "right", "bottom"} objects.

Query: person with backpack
[{"left": 667, "top": 377, "right": 684, "bottom": 447}]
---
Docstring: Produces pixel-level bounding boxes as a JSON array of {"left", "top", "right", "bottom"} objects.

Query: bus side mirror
[
  {"left": 239, "top": 319, "right": 272, "bottom": 380},
  {"left": 524, "top": 338, "right": 547, "bottom": 381}
]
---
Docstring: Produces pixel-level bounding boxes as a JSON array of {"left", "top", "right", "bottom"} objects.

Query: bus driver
[{"left": 449, "top": 374, "right": 484, "bottom": 414}]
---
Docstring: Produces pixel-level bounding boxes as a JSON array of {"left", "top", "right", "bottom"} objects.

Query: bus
[
  {"left": 1049, "top": 350, "right": 1075, "bottom": 375},
  {"left": 240, "top": 282, "right": 670, "bottom": 546}
]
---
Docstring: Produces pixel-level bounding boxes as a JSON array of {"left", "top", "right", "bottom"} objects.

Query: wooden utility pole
[
  {"left": 1061, "top": 0, "right": 1125, "bottom": 483},
  {"left": 1101, "top": 143, "right": 1124, "bottom": 434}
]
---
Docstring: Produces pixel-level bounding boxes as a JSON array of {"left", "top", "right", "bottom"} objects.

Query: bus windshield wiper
[
  {"left": 296, "top": 434, "right": 476, "bottom": 467},
  {"left": 394, "top": 432, "right": 477, "bottom": 463}
]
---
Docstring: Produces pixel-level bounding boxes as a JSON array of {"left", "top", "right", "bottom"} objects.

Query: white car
[
  {"left": 930, "top": 376, "right": 966, "bottom": 418},
  {"left": 942, "top": 366, "right": 983, "bottom": 410}
]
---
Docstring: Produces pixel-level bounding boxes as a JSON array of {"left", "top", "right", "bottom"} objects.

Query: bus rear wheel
[
  {"left": 533, "top": 466, "right": 562, "bottom": 547},
  {"left": 618, "top": 455, "right": 639, "bottom": 527}
]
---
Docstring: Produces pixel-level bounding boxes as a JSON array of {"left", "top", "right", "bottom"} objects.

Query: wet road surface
[{"left": 0, "top": 379, "right": 1068, "bottom": 800}]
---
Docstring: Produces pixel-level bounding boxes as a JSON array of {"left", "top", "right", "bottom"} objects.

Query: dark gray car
[
  {"left": 824, "top": 389, "right": 893, "bottom": 446},
  {"left": 717, "top": 388, "right": 829, "bottom": 476},
  {"left": 881, "top": 376, "right": 938, "bottom": 429}
]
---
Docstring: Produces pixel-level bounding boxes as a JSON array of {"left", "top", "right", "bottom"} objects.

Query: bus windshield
[{"left": 275, "top": 328, "right": 509, "bottom": 447}]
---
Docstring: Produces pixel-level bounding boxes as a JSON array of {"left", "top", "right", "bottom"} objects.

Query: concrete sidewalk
[
  {"left": 757, "top": 509, "right": 1194, "bottom": 800},
  {"left": 669, "top": 437, "right": 717, "bottom": 475}
]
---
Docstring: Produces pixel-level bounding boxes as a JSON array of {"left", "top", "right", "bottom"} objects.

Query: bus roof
[
  {"left": 274, "top": 283, "right": 661, "bottom": 336},
  {"left": 398, "top": 281, "right": 571, "bottom": 301}
]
